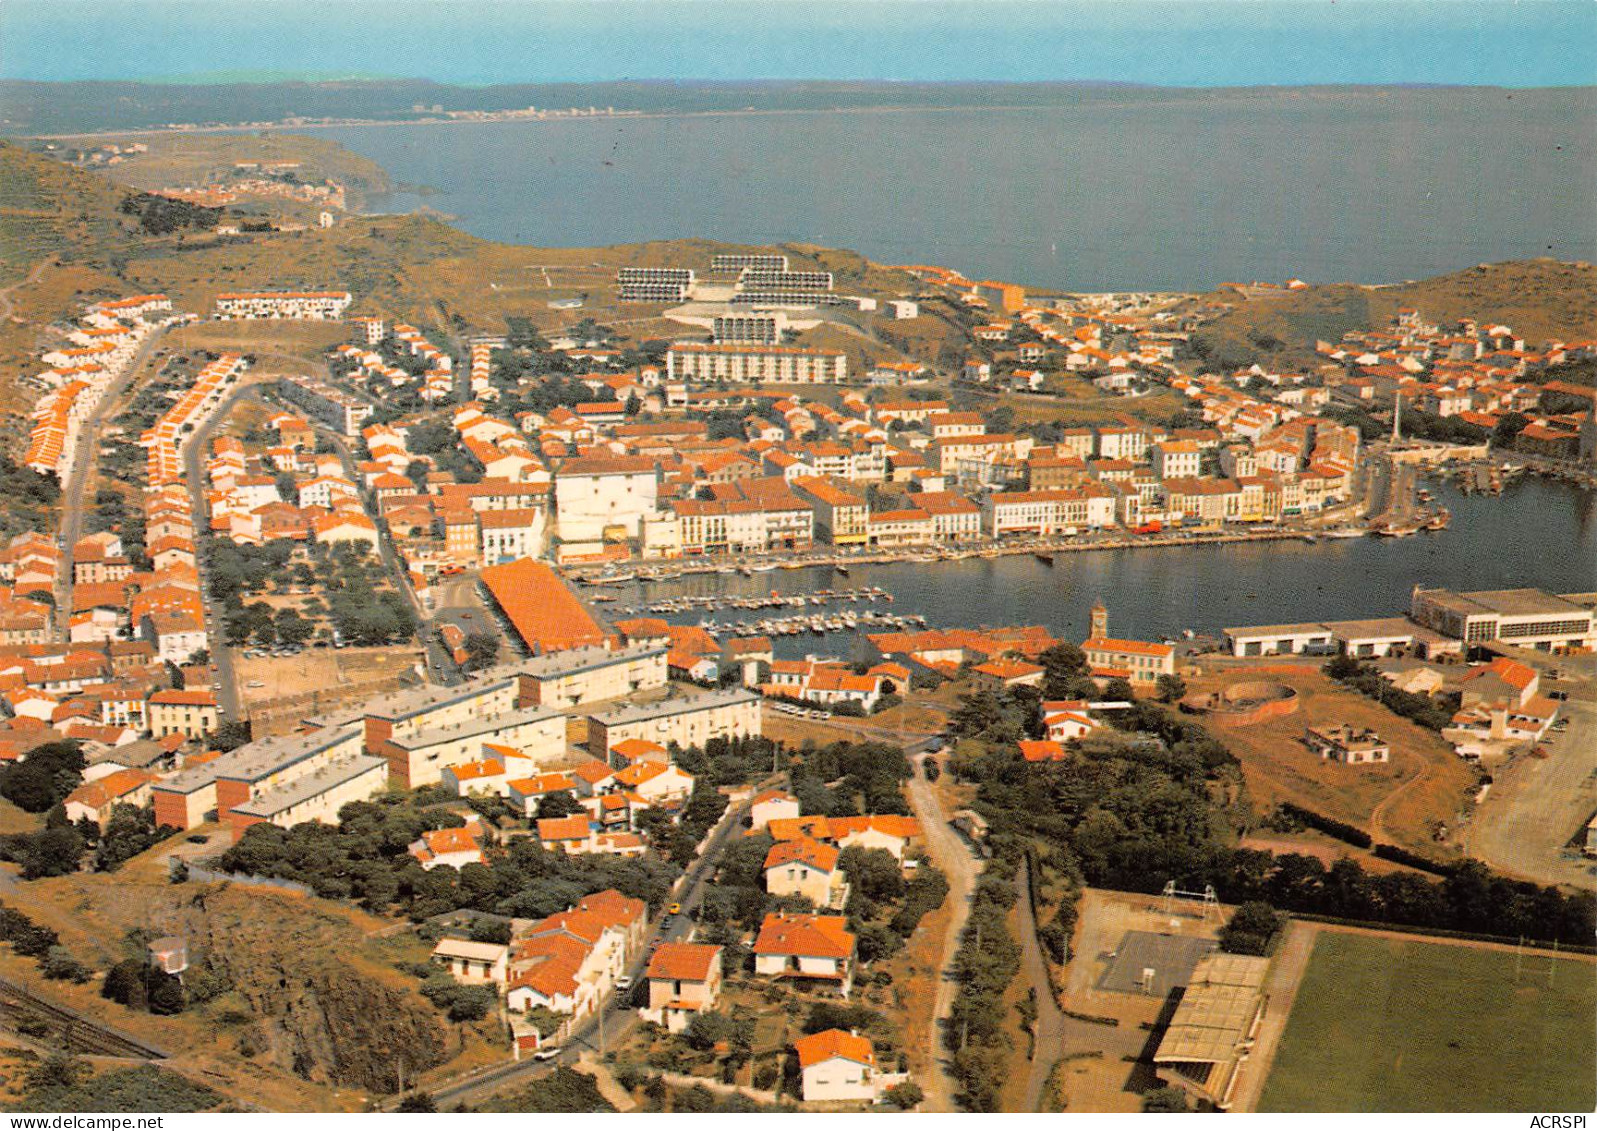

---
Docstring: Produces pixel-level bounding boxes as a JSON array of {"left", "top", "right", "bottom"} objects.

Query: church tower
[{"left": 1089, "top": 599, "right": 1109, "bottom": 641}]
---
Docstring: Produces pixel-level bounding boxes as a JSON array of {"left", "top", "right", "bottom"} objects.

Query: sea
[
  {"left": 319, "top": 99, "right": 1597, "bottom": 649},
  {"left": 328, "top": 93, "right": 1596, "bottom": 292},
  {"left": 611, "top": 477, "right": 1597, "bottom": 657}
]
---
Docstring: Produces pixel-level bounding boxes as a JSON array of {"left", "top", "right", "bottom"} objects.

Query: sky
[{"left": 1, "top": 0, "right": 1593, "bottom": 88}]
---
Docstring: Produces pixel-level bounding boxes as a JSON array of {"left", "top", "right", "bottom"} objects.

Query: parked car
[{"left": 532, "top": 1046, "right": 561, "bottom": 1062}]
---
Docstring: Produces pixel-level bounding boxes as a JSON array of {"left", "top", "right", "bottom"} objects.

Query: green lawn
[{"left": 1259, "top": 932, "right": 1595, "bottom": 1112}]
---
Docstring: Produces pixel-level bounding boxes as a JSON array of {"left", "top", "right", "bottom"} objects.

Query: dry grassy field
[
  {"left": 1183, "top": 667, "right": 1476, "bottom": 854},
  {"left": 235, "top": 645, "right": 425, "bottom": 734}
]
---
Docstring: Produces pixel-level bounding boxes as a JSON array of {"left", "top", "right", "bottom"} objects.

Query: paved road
[
  {"left": 182, "top": 377, "right": 275, "bottom": 721},
  {"left": 1465, "top": 692, "right": 1597, "bottom": 890},
  {"left": 405, "top": 793, "right": 759, "bottom": 1110},
  {"left": 54, "top": 323, "right": 172, "bottom": 634},
  {"left": 904, "top": 749, "right": 981, "bottom": 1113}
]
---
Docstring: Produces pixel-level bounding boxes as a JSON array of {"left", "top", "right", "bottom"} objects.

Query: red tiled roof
[
  {"left": 794, "top": 1028, "right": 874, "bottom": 1070},
  {"left": 481, "top": 559, "right": 606, "bottom": 654},
  {"left": 647, "top": 942, "right": 721, "bottom": 982}
]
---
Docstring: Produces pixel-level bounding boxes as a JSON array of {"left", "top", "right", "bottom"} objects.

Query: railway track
[{"left": 0, "top": 977, "right": 167, "bottom": 1059}]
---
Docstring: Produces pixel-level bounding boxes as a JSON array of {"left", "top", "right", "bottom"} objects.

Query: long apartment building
[
  {"left": 151, "top": 723, "right": 372, "bottom": 832},
  {"left": 141, "top": 353, "right": 249, "bottom": 488},
  {"left": 587, "top": 687, "right": 762, "bottom": 761},
  {"left": 666, "top": 342, "right": 846, "bottom": 385},
  {"left": 278, "top": 374, "right": 374, "bottom": 435},
  {"left": 712, "top": 253, "right": 787, "bottom": 273},
  {"left": 214, "top": 291, "right": 353, "bottom": 320},
  {"left": 517, "top": 643, "right": 669, "bottom": 710},
  {"left": 617, "top": 267, "right": 695, "bottom": 303},
  {"left": 712, "top": 312, "right": 788, "bottom": 345},
  {"left": 360, "top": 670, "right": 566, "bottom": 788},
  {"left": 982, "top": 487, "right": 1118, "bottom": 537},
  {"left": 739, "top": 269, "right": 833, "bottom": 291}
]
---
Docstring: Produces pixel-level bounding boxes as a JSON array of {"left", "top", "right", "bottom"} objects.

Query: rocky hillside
[
  {"left": 1191, "top": 258, "right": 1597, "bottom": 371},
  {"left": 7, "top": 873, "right": 450, "bottom": 1105}
]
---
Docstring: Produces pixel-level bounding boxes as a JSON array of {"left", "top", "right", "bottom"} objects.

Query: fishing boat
[{"left": 1424, "top": 508, "right": 1451, "bottom": 530}]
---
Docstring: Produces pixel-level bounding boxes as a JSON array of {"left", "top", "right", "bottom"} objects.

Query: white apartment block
[
  {"left": 617, "top": 267, "right": 694, "bottom": 303},
  {"left": 214, "top": 291, "right": 352, "bottom": 320},
  {"left": 554, "top": 456, "right": 660, "bottom": 543},
  {"left": 587, "top": 688, "right": 762, "bottom": 760},
  {"left": 666, "top": 343, "right": 846, "bottom": 385},
  {"left": 712, "top": 312, "right": 789, "bottom": 345},
  {"left": 279, "top": 374, "right": 373, "bottom": 435},
  {"left": 983, "top": 488, "right": 1117, "bottom": 537}
]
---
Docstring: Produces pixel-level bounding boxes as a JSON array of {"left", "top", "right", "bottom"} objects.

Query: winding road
[{"left": 904, "top": 749, "right": 982, "bottom": 1113}]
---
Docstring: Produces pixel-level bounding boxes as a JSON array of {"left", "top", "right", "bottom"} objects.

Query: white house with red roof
[{"left": 753, "top": 912, "right": 857, "bottom": 995}]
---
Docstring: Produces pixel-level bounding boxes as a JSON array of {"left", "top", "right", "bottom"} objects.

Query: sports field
[{"left": 1259, "top": 931, "right": 1596, "bottom": 1112}]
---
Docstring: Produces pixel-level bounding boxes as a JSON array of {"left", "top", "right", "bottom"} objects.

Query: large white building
[
  {"left": 617, "top": 267, "right": 694, "bottom": 303},
  {"left": 666, "top": 343, "right": 846, "bottom": 385},
  {"left": 1409, "top": 588, "right": 1597, "bottom": 651},
  {"left": 982, "top": 487, "right": 1116, "bottom": 537},
  {"left": 214, "top": 291, "right": 352, "bottom": 320},
  {"left": 554, "top": 455, "right": 660, "bottom": 543}
]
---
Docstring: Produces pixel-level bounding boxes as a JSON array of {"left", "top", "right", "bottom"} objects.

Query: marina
[{"left": 594, "top": 476, "right": 1596, "bottom": 658}]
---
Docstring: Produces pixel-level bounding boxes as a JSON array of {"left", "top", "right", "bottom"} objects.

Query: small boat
[
  {"left": 1322, "top": 527, "right": 1366, "bottom": 539},
  {"left": 835, "top": 564, "right": 850, "bottom": 576},
  {"left": 1035, "top": 552, "right": 1055, "bottom": 564},
  {"left": 1424, "top": 508, "right": 1451, "bottom": 530}
]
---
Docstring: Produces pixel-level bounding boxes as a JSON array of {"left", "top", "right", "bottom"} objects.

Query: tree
[
  {"left": 1218, "top": 901, "right": 1284, "bottom": 956},
  {"left": 885, "top": 1081, "right": 924, "bottom": 1109},
  {"left": 447, "top": 985, "right": 494, "bottom": 1022},
  {"left": 397, "top": 1092, "right": 437, "bottom": 1113},
  {"left": 274, "top": 472, "right": 299, "bottom": 502},
  {"left": 463, "top": 631, "right": 499, "bottom": 671},
  {"left": 1038, "top": 642, "right": 1091, "bottom": 699},
  {"left": 274, "top": 607, "right": 316, "bottom": 647},
  {"left": 538, "top": 792, "right": 583, "bottom": 820},
  {"left": 18, "top": 827, "right": 85, "bottom": 879},
  {"left": 211, "top": 720, "right": 252, "bottom": 752},
  {"left": 1143, "top": 1086, "right": 1191, "bottom": 1112},
  {"left": 683, "top": 1010, "right": 733, "bottom": 1051},
  {"left": 102, "top": 959, "right": 149, "bottom": 1009},
  {"left": 840, "top": 846, "right": 905, "bottom": 903},
  {"left": 41, "top": 946, "right": 90, "bottom": 982},
  {"left": 1155, "top": 674, "right": 1188, "bottom": 703},
  {"left": 147, "top": 971, "right": 186, "bottom": 1015}
]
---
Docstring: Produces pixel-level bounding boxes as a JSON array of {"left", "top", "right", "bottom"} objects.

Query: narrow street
[
  {"left": 53, "top": 323, "right": 171, "bottom": 634},
  {"left": 402, "top": 794, "right": 758, "bottom": 1111},
  {"left": 182, "top": 377, "right": 271, "bottom": 721},
  {"left": 904, "top": 750, "right": 982, "bottom": 1113}
]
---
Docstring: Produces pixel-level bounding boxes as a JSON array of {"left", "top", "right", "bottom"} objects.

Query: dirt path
[
  {"left": 0, "top": 259, "right": 51, "bottom": 321},
  {"left": 576, "top": 1053, "right": 638, "bottom": 1111},
  {"left": 1015, "top": 858, "right": 1067, "bottom": 1111},
  {"left": 905, "top": 753, "right": 982, "bottom": 1113},
  {"left": 1366, "top": 750, "right": 1434, "bottom": 846},
  {"left": 1228, "top": 919, "right": 1317, "bottom": 1113}
]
